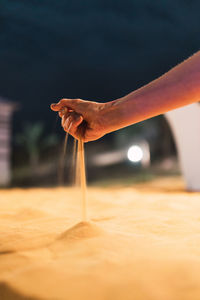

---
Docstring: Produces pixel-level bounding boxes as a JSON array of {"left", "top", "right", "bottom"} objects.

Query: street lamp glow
[{"left": 127, "top": 145, "right": 143, "bottom": 163}]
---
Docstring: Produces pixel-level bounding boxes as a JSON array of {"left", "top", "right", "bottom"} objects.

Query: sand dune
[{"left": 0, "top": 177, "right": 200, "bottom": 300}]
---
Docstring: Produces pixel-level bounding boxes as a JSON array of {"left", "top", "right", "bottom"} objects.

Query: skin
[{"left": 51, "top": 51, "right": 200, "bottom": 142}]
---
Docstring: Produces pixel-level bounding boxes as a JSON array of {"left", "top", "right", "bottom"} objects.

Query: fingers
[
  {"left": 62, "top": 112, "right": 84, "bottom": 139},
  {"left": 51, "top": 99, "right": 80, "bottom": 112},
  {"left": 51, "top": 98, "right": 87, "bottom": 140},
  {"left": 58, "top": 107, "right": 68, "bottom": 118},
  {"left": 61, "top": 113, "right": 69, "bottom": 128}
]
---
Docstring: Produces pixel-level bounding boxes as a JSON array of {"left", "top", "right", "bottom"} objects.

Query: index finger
[
  {"left": 50, "top": 103, "right": 61, "bottom": 111},
  {"left": 50, "top": 99, "right": 75, "bottom": 111}
]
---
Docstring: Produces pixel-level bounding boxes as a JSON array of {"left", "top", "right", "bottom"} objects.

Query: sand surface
[{"left": 0, "top": 176, "right": 200, "bottom": 300}]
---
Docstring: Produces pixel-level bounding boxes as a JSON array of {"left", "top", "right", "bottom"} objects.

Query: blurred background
[{"left": 0, "top": 0, "right": 200, "bottom": 187}]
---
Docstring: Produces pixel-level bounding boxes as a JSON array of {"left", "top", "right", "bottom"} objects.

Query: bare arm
[
  {"left": 102, "top": 51, "right": 200, "bottom": 132},
  {"left": 51, "top": 51, "right": 200, "bottom": 142}
]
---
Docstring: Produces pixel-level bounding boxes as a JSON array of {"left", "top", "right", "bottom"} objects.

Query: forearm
[{"left": 103, "top": 51, "right": 200, "bottom": 133}]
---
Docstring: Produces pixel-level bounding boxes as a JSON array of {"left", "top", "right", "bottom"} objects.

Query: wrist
[{"left": 98, "top": 99, "right": 123, "bottom": 134}]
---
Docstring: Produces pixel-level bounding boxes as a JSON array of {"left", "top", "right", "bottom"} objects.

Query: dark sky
[{"left": 0, "top": 0, "right": 200, "bottom": 130}]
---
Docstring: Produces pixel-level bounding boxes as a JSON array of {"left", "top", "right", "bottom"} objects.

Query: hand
[{"left": 51, "top": 98, "right": 109, "bottom": 142}]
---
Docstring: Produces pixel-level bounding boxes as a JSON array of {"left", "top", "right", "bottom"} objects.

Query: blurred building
[{"left": 0, "top": 98, "right": 16, "bottom": 186}]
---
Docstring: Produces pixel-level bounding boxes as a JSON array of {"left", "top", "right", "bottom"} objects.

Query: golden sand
[{"left": 0, "top": 177, "right": 200, "bottom": 300}]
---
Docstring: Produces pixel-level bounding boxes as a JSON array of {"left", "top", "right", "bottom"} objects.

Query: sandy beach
[{"left": 1, "top": 176, "right": 200, "bottom": 300}]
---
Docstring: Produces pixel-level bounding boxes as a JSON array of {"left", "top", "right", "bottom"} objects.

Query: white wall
[{"left": 165, "top": 103, "right": 200, "bottom": 191}]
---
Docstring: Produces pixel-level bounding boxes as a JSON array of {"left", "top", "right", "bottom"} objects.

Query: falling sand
[
  {"left": 59, "top": 130, "right": 87, "bottom": 222},
  {"left": 69, "top": 138, "right": 87, "bottom": 222}
]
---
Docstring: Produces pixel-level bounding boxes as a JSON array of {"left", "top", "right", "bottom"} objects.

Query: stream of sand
[
  {"left": 77, "top": 139, "right": 87, "bottom": 221},
  {"left": 60, "top": 130, "right": 87, "bottom": 222}
]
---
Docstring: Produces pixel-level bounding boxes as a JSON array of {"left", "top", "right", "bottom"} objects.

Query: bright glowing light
[{"left": 127, "top": 145, "right": 143, "bottom": 163}]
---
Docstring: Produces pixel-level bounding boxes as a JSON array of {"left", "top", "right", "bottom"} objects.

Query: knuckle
[
  {"left": 74, "top": 98, "right": 81, "bottom": 103},
  {"left": 59, "top": 99, "right": 66, "bottom": 105}
]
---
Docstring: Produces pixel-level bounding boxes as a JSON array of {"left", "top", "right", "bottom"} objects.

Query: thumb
[{"left": 50, "top": 98, "right": 81, "bottom": 112}]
